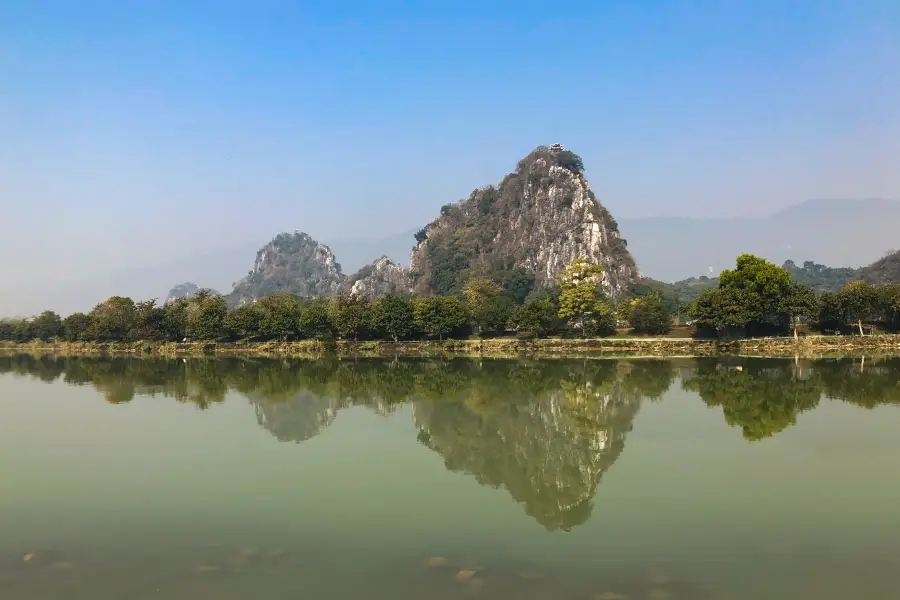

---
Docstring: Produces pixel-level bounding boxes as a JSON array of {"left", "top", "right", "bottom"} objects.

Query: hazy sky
[{"left": 2, "top": 0, "right": 899, "bottom": 315}]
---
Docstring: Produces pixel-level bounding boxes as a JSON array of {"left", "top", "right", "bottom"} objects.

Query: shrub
[{"left": 628, "top": 295, "right": 674, "bottom": 335}]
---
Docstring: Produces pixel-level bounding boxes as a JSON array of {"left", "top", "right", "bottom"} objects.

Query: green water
[{"left": 1, "top": 355, "right": 899, "bottom": 600}]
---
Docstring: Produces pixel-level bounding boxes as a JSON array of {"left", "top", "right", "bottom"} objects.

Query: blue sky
[{"left": 1, "top": 0, "right": 898, "bottom": 314}]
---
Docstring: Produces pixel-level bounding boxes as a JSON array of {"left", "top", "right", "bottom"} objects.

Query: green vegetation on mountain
[
  {"left": 859, "top": 249, "right": 900, "bottom": 285},
  {"left": 780, "top": 260, "right": 860, "bottom": 291},
  {"left": 408, "top": 145, "right": 637, "bottom": 297},
  {"left": 228, "top": 232, "right": 345, "bottom": 304}
]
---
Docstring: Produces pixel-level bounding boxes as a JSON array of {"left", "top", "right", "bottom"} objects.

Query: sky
[{"left": 1, "top": 0, "right": 899, "bottom": 316}]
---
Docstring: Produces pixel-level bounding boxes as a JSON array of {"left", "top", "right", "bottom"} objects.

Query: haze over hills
[
  {"left": 619, "top": 198, "right": 900, "bottom": 281},
  {"left": 3, "top": 196, "right": 898, "bottom": 318}
]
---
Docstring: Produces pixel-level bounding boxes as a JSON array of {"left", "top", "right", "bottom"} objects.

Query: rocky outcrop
[
  {"left": 164, "top": 282, "right": 221, "bottom": 304},
  {"left": 228, "top": 232, "right": 345, "bottom": 305},
  {"left": 345, "top": 256, "right": 413, "bottom": 299},
  {"left": 409, "top": 144, "right": 638, "bottom": 296}
]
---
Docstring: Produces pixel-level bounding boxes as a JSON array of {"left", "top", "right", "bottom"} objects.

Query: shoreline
[{"left": 3, "top": 335, "right": 900, "bottom": 359}]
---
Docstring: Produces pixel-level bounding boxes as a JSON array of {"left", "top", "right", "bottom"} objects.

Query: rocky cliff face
[
  {"left": 228, "top": 232, "right": 345, "bottom": 305},
  {"left": 345, "top": 256, "right": 413, "bottom": 298},
  {"left": 408, "top": 145, "right": 638, "bottom": 296}
]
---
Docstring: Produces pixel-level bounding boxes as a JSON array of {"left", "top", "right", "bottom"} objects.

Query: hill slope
[
  {"left": 227, "top": 232, "right": 344, "bottom": 305},
  {"left": 406, "top": 144, "right": 637, "bottom": 296}
]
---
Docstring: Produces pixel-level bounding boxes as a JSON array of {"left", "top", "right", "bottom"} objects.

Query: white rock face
[
  {"left": 346, "top": 256, "right": 413, "bottom": 299},
  {"left": 228, "top": 232, "right": 345, "bottom": 305},
  {"left": 408, "top": 146, "right": 639, "bottom": 296}
]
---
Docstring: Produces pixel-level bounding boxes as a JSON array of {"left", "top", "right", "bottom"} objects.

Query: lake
[{"left": 1, "top": 355, "right": 899, "bottom": 600}]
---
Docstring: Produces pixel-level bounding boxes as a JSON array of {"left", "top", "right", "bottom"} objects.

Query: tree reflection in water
[{"left": 2, "top": 353, "right": 899, "bottom": 531}]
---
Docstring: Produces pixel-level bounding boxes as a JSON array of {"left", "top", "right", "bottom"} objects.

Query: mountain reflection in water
[{"left": 2, "top": 354, "right": 899, "bottom": 534}]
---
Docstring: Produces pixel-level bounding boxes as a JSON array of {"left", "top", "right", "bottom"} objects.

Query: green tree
[
  {"left": 500, "top": 269, "right": 536, "bottom": 304},
  {"left": 817, "top": 291, "right": 846, "bottom": 333},
  {"left": 188, "top": 295, "right": 228, "bottom": 340},
  {"left": 258, "top": 294, "right": 302, "bottom": 340},
  {"left": 875, "top": 283, "right": 900, "bottom": 331},
  {"left": 584, "top": 301, "right": 617, "bottom": 337},
  {"left": 225, "top": 303, "right": 263, "bottom": 339},
  {"left": 838, "top": 280, "right": 877, "bottom": 335},
  {"left": 690, "top": 287, "right": 755, "bottom": 335},
  {"left": 328, "top": 294, "right": 370, "bottom": 340},
  {"left": 627, "top": 294, "right": 673, "bottom": 335},
  {"left": 62, "top": 313, "right": 94, "bottom": 342},
  {"left": 12, "top": 319, "right": 35, "bottom": 342},
  {"left": 473, "top": 295, "right": 515, "bottom": 337},
  {"left": 299, "top": 298, "right": 334, "bottom": 340},
  {"left": 556, "top": 258, "right": 610, "bottom": 337},
  {"left": 414, "top": 296, "right": 471, "bottom": 341},
  {"left": 162, "top": 298, "right": 190, "bottom": 340},
  {"left": 371, "top": 294, "right": 416, "bottom": 342},
  {"left": 717, "top": 254, "right": 792, "bottom": 329},
  {"left": 463, "top": 276, "right": 501, "bottom": 309},
  {"left": 777, "top": 282, "right": 818, "bottom": 339},
  {"left": 464, "top": 276, "right": 501, "bottom": 335},
  {"left": 90, "top": 296, "right": 136, "bottom": 341},
  {"left": 511, "top": 297, "right": 558, "bottom": 337},
  {"left": 31, "top": 310, "right": 64, "bottom": 341},
  {"left": 132, "top": 300, "right": 166, "bottom": 340}
]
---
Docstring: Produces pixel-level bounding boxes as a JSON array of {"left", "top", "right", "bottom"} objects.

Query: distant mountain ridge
[
  {"left": 619, "top": 198, "right": 900, "bottom": 281},
  {"left": 216, "top": 145, "right": 638, "bottom": 303}
]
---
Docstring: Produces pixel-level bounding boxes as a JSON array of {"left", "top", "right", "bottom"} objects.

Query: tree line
[
  {"left": 688, "top": 254, "right": 900, "bottom": 337},
  {"left": 3, "top": 253, "right": 898, "bottom": 343},
  {"left": 0, "top": 257, "right": 674, "bottom": 343}
]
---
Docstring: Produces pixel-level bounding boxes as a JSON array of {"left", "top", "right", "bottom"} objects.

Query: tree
[
  {"left": 162, "top": 298, "right": 190, "bottom": 340},
  {"left": 627, "top": 295, "right": 673, "bottom": 335},
  {"left": 500, "top": 269, "right": 536, "bottom": 304},
  {"left": 584, "top": 301, "right": 617, "bottom": 337},
  {"left": 257, "top": 294, "right": 301, "bottom": 340},
  {"left": 328, "top": 294, "right": 370, "bottom": 340},
  {"left": 414, "top": 296, "right": 470, "bottom": 341},
  {"left": 464, "top": 276, "right": 501, "bottom": 334},
  {"left": 557, "top": 150, "right": 584, "bottom": 174},
  {"left": 31, "top": 310, "right": 64, "bottom": 341},
  {"left": 839, "top": 281, "right": 877, "bottom": 335},
  {"left": 777, "top": 282, "right": 818, "bottom": 339},
  {"left": 817, "top": 291, "right": 846, "bottom": 333},
  {"left": 875, "top": 283, "right": 900, "bottom": 331},
  {"left": 690, "top": 287, "right": 755, "bottom": 335},
  {"left": 225, "top": 303, "right": 263, "bottom": 339},
  {"left": 473, "top": 295, "right": 515, "bottom": 337},
  {"left": 463, "top": 276, "right": 501, "bottom": 309},
  {"left": 63, "top": 312, "right": 94, "bottom": 341},
  {"left": 299, "top": 298, "right": 334, "bottom": 340},
  {"left": 132, "top": 300, "right": 166, "bottom": 340},
  {"left": 556, "top": 258, "right": 608, "bottom": 337},
  {"left": 717, "top": 254, "right": 792, "bottom": 327},
  {"left": 511, "top": 298, "right": 557, "bottom": 337},
  {"left": 188, "top": 295, "right": 228, "bottom": 340},
  {"left": 617, "top": 298, "right": 638, "bottom": 324},
  {"left": 90, "top": 296, "right": 136, "bottom": 341},
  {"left": 371, "top": 295, "right": 416, "bottom": 342}
]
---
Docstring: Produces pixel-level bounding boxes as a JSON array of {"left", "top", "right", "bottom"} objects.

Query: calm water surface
[{"left": 1, "top": 355, "right": 899, "bottom": 600}]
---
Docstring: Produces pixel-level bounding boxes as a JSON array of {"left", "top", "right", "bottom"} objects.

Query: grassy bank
[{"left": 3, "top": 334, "right": 900, "bottom": 359}]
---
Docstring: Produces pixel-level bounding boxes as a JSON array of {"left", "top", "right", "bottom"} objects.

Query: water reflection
[
  {"left": 2, "top": 354, "right": 900, "bottom": 532},
  {"left": 681, "top": 357, "right": 900, "bottom": 440},
  {"left": 412, "top": 361, "right": 643, "bottom": 531}
]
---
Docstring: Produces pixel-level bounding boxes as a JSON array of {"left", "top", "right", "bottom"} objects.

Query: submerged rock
[{"left": 424, "top": 556, "right": 452, "bottom": 568}]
